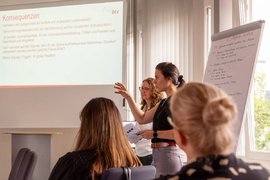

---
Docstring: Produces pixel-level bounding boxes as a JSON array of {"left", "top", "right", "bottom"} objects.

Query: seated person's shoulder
[
  {"left": 57, "top": 149, "right": 96, "bottom": 164},
  {"left": 156, "top": 154, "right": 270, "bottom": 180},
  {"left": 237, "top": 159, "right": 270, "bottom": 179},
  {"left": 49, "top": 149, "right": 97, "bottom": 180}
]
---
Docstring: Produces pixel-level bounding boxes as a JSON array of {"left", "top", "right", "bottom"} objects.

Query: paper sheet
[{"left": 124, "top": 123, "right": 142, "bottom": 143}]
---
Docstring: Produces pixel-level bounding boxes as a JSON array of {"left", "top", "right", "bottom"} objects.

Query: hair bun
[
  {"left": 202, "top": 97, "right": 236, "bottom": 128},
  {"left": 178, "top": 75, "right": 183, "bottom": 82}
]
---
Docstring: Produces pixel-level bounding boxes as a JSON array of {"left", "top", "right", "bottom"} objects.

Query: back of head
[
  {"left": 76, "top": 97, "right": 140, "bottom": 175},
  {"left": 77, "top": 97, "right": 122, "bottom": 150},
  {"left": 170, "top": 82, "right": 237, "bottom": 155},
  {"left": 155, "top": 62, "right": 185, "bottom": 88}
]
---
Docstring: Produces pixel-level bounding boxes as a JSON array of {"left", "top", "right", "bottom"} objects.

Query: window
[
  {"left": 242, "top": 1, "right": 270, "bottom": 167},
  {"left": 206, "top": 6, "right": 212, "bottom": 59},
  {"left": 248, "top": 0, "right": 270, "bottom": 153}
]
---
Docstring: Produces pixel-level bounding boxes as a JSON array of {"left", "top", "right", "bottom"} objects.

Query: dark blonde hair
[
  {"left": 140, "top": 77, "right": 164, "bottom": 109},
  {"left": 75, "top": 97, "right": 141, "bottom": 178},
  {"left": 170, "top": 82, "right": 237, "bottom": 155}
]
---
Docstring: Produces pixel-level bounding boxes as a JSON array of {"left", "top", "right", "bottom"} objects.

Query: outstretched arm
[{"left": 114, "top": 82, "right": 157, "bottom": 124}]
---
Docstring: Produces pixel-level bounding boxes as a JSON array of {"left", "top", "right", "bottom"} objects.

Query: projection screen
[{"left": 0, "top": 0, "right": 127, "bottom": 128}]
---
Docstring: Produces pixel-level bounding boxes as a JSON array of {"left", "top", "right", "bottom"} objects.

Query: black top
[
  {"left": 152, "top": 97, "right": 175, "bottom": 143},
  {"left": 49, "top": 149, "right": 97, "bottom": 180},
  {"left": 156, "top": 153, "right": 270, "bottom": 180}
]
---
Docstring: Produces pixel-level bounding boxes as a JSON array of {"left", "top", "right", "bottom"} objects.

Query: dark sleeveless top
[{"left": 152, "top": 97, "right": 175, "bottom": 143}]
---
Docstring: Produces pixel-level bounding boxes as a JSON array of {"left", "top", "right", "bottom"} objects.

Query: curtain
[
  {"left": 137, "top": 0, "right": 205, "bottom": 82},
  {"left": 233, "top": 0, "right": 250, "bottom": 27}
]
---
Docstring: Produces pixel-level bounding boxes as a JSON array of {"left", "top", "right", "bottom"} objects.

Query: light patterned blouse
[{"left": 156, "top": 153, "right": 270, "bottom": 180}]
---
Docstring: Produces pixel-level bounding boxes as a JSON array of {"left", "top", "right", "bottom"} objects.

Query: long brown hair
[
  {"left": 75, "top": 97, "right": 141, "bottom": 177},
  {"left": 140, "top": 77, "right": 164, "bottom": 109}
]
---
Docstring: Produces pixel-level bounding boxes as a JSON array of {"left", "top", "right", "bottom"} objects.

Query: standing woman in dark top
[
  {"left": 157, "top": 82, "right": 270, "bottom": 179},
  {"left": 114, "top": 62, "right": 187, "bottom": 177},
  {"left": 49, "top": 97, "right": 141, "bottom": 180}
]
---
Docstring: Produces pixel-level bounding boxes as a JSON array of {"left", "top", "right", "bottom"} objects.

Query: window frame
[{"left": 242, "top": 0, "right": 270, "bottom": 165}]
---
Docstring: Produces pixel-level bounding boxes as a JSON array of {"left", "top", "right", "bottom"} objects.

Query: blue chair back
[
  {"left": 8, "top": 148, "right": 37, "bottom": 180},
  {"left": 101, "top": 165, "right": 156, "bottom": 180}
]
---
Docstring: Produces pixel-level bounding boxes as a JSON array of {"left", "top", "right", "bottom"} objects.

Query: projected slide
[{"left": 0, "top": 2, "right": 123, "bottom": 86}]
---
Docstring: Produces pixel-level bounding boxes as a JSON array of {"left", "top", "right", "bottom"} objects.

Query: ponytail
[{"left": 177, "top": 75, "right": 185, "bottom": 88}]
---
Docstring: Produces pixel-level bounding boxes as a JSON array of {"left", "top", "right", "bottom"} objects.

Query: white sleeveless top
[{"left": 134, "top": 122, "right": 153, "bottom": 157}]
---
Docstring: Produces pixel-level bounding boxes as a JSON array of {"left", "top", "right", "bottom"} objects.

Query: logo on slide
[{"left": 112, "top": 9, "right": 119, "bottom": 14}]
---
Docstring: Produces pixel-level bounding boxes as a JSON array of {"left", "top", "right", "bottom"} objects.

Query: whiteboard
[{"left": 203, "top": 20, "right": 265, "bottom": 144}]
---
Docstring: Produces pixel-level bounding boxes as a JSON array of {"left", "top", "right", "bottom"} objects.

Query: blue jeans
[{"left": 152, "top": 146, "right": 187, "bottom": 177}]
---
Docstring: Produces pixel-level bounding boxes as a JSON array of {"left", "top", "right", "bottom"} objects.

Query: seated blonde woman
[
  {"left": 157, "top": 82, "right": 270, "bottom": 179},
  {"left": 49, "top": 97, "right": 141, "bottom": 180}
]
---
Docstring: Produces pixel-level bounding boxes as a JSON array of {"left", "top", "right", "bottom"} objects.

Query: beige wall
[
  {"left": 0, "top": 128, "right": 78, "bottom": 180},
  {"left": 0, "top": 132, "right": 11, "bottom": 180}
]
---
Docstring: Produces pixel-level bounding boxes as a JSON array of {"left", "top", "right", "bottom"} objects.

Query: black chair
[
  {"left": 8, "top": 148, "right": 37, "bottom": 180},
  {"left": 100, "top": 165, "right": 156, "bottom": 180}
]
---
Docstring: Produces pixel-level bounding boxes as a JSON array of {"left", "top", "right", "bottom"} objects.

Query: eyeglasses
[{"left": 139, "top": 87, "right": 151, "bottom": 92}]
